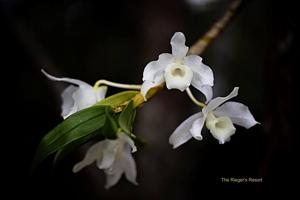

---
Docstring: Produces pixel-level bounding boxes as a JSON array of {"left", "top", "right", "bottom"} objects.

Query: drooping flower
[
  {"left": 42, "top": 69, "right": 107, "bottom": 119},
  {"left": 169, "top": 87, "right": 259, "bottom": 148},
  {"left": 72, "top": 132, "right": 138, "bottom": 189},
  {"left": 141, "top": 32, "right": 214, "bottom": 101}
]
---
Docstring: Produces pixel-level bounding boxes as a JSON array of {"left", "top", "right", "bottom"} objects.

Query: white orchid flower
[
  {"left": 141, "top": 32, "right": 214, "bottom": 101},
  {"left": 72, "top": 132, "right": 138, "bottom": 189},
  {"left": 42, "top": 69, "right": 107, "bottom": 119},
  {"left": 169, "top": 87, "right": 259, "bottom": 148}
]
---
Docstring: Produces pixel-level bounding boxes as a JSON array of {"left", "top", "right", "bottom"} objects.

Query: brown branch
[{"left": 188, "top": 0, "right": 243, "bottom": 55}]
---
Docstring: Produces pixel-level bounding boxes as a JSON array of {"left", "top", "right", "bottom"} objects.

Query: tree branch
[{"left": 188, "top": 0, "right": 243, "bottom": 55}]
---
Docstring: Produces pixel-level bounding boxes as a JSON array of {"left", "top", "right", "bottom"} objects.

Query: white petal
[
  {"left": 119, "top": 132, "right": 137, "bottom": 153},
  {"left": 142, "top": 53, "right": 173, "bottom": 81},
  {"left": 94, "top": 86, "right": 107, "bottom": 102},
  {"left": 164, "top": 63, "right": 193, "bottom": 91},
  {"left": 141, "top": 54, "right": 171, "bottom": 99},
  {"left": 194, "top": 84, "right": 213, "bottom": 103},
  {"left": 214, "top": 101, "right": 259, "bottom": 129},
  {"left": 72, "top": 87, "right": 98, "bottom": 110},
  {"left": 203, "top": 87, "right": 239, "bottom": 114},
  {"left": 41, "top": 69, "right": 90, "bottom": 87},
  {"left": 141, "top": 74, "right": 164, "bottom": 101},
  {"left": 42, "top": 69, "right": 99, "bottom": 116},
  {"left": 169, "top": 112, "right": 202, "bottom": 148},
  {"left": 190, "top": 113, "right": 205, "bottom": 140},
  {"left": 170, "top": 32, "right": 189, "bottom": 59},
  {"left": 206, "top": 113, "right": 236, "bottom": 144},
  {"left": 104, "top": 165, "right": 123, "bottom": 189},
  {"left": 96, "top": 143, "right": 117, "bottom": 169},
  {"left": 61, "top": 85, "right": 77, "bottom": 119},
  {"left": 185, "top": 55, "right": 214, "bottom": 86},
  {"left": 121, "top": 145, "right": 138, "bottom": 186},
  {"left": 72, "top": 140, "right": 107, "bottom": 173}
]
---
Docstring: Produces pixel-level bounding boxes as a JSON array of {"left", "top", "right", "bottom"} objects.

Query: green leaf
[
  {"left": 32, "top": 106, "right": 107, "bottom": 171},
  {"left": 95, "top": 91, "right": 139, "bottom": 108},
  {"left": 53, "top": 108, "right": 120, "bottom": 165},
  {"left": 53, "top": 129, "right": 104, "bottom": 165},
  {"left": 117, "top": 101, "right": 146, "bottom": 149},
  {"left": 118, "top": 101, "right": 136, "bottom": 134},
  {"left": 102, "top": 107, "right": 119, "bottom": 139}
]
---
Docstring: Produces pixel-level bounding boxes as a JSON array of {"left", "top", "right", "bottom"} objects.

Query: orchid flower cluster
[{"left": 37, "top": 32, "right": 258, "bottom": 189}]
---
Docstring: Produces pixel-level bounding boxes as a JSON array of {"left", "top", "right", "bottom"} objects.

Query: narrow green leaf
[
  {"left": 102, "top": 107, "right": 119, "bottom": 139},
  {"left": 32, "top": 106, "right": 107, "bottom": 171},
  {"left": 118, "top": 101, "right": 136, "bottom": 134},
  {"left": 53, "top": 129, "right": 105, "bottom": 165},
  {"left": 95, "top": 91, "right": 139, "bottom": 108}
]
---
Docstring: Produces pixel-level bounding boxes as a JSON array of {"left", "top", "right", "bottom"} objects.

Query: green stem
[
  {"left": 186, "top": 88, "right": 206, "bottom": 108},
  {"left": 94, "top": 80, "right": 141, "bottom": 90}
]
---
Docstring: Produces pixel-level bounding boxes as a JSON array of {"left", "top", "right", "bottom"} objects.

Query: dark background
[{"left": 1, "top": 0, "right": 297, "bottom": 199}]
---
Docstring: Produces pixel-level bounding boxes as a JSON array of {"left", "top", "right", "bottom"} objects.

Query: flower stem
[
  {"left": 188, "top": 0, "right": 243, "bottom": 55},
  {"left": 94, "top": 80, "right": 141, "bottom": 90},
  {"left": 186, "top": 88, "right": 206, "bottom": 108}
]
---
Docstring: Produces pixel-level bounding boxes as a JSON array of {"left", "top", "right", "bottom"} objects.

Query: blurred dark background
[{"left": 1, "top": 0, "right": 298, "bottom": 199}]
